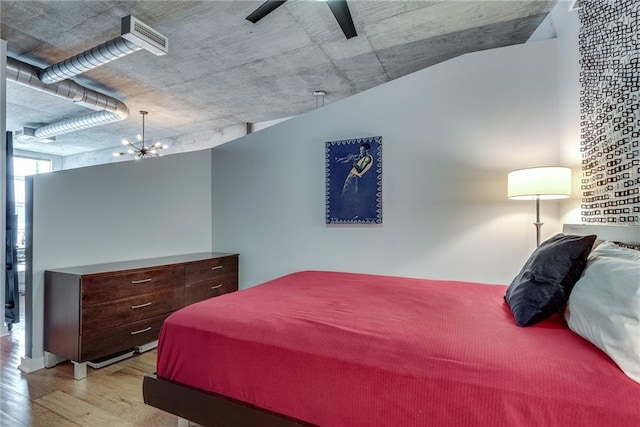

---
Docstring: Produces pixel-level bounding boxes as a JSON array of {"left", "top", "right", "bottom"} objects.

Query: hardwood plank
[
  {"left": 30, "top": 402, "right": 84, "bottom": 427},
  {"left": 1, "top": 382, "right": 33, "bottom": 424},
  {"left": 1, "top": 365, "right": 31, "bottom": 398},
  {"left": 36, "top": 390, "right": 137, "bottom": 426},
  {"left": 9, "top": 362, "right": 82, "bottom": 401},
  {"left": 119, "top": 348, "right": 158, "bottom": 374},
  {"left": 73, "top": 365, "right": 176, "bottom": 425},
  {"left": 1, "top": 384, "right": 83, "bottom": 427},
  {"left": 1, "top": 295, "right": 181, "bottom": 426}
]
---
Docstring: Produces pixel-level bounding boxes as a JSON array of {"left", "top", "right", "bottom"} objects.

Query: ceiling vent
[
  {"left": 14, "top": 127, "right": 56, "bottom": 144},
  {"left": 121, "top": 15, "right": 168, "bottom": 56}
]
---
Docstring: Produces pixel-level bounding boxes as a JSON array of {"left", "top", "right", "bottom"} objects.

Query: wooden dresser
[{"left": 44, "top": 252, "right": 238, "bottom": 379}]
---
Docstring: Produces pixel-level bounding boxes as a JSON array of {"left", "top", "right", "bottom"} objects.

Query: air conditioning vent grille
[
  {"left": 121, "top": 15, "right": 168, "bottom": 56},
  {"left": 134, "top": 21, "right": 167, "bottom": 48}
]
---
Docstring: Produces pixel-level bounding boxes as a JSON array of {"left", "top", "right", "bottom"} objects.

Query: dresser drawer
[
  {"left": 80, "top": 313, "right": 170, "bottom": 362},
  {"left": 82, "top": 288, "right": 184, "bottom": 334},
  {"left": 82, "top": 266, "right": 184, "bottom": 306},
  {"left": 185, "top": 279, "right": 238, "bottom": 306},
  {"left": 185, "top": 255, "right": 238, "bottom": 286}
]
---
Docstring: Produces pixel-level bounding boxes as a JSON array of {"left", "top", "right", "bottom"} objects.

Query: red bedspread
[{"left": 156, "top": 271, "right": 640, "bottom": 426}]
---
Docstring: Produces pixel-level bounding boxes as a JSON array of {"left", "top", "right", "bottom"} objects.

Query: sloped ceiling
[{"left": 1, "top": 0, "right": 556, "bottom": 156}]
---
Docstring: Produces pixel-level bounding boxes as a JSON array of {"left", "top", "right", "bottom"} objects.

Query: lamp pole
[{"left": 534, "top": 196, "right": 542, "bottom": 247}]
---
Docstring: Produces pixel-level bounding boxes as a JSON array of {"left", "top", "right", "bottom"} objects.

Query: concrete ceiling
[{"left": 1, "top": 0, "right": 556, "bottom": 157}]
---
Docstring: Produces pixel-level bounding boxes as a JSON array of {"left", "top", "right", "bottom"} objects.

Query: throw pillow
[
  {"left": 565, "top": 241, "right": 640, "bottom": 383},
  {"left": 505, "top": 233, "right": 597, "bottom": 327}
]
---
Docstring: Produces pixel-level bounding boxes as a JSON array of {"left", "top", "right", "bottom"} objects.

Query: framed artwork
[{"left": 326, "top": 136, "right": 382, "bottom": 224}]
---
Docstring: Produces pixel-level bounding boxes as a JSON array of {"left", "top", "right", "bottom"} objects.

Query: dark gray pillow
[{"left": 505, "top": 233, "right": 597, "bottom": 327}]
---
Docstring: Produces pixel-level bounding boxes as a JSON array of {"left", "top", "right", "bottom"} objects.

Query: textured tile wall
[{"left": 579, "top": 0, "right": 639, "bottom": 224}]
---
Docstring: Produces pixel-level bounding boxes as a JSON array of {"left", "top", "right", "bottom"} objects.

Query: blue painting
[{"left": 326, "top": 136, "right": 382, "bottom": 224}]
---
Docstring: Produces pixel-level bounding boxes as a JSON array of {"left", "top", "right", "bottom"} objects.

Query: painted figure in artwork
[
  {"left": 326, "top": 136, "right": 381, "bottom": 224},
  {"left": 341, "top": 142, "right": 374, "bottom": 218}
]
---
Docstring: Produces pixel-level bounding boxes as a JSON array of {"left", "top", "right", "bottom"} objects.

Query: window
[{"left": 13, "top": 156, "right": 52, "bottom": 264}]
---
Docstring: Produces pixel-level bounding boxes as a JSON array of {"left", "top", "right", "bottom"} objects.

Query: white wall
[
  {"left": 528, "top": 1, "right": 583, "bottom": 228},
  {"left": 211, "top": 40, "right": 568, "bottom": 290},
  {"left": 549, "top": 1, "right": 583, "bottom": 224},
  {"left": 23, "top": 150, "right": 213, "bottom": 370}
]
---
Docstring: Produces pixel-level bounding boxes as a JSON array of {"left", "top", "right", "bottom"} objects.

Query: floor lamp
[{"left": 508, "top": 166, "right": 572, "bottom": 246}]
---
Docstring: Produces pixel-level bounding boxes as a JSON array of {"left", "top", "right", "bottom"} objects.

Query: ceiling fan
[{"left": 246, "top": 0, "right": 357, "bottom": 39}]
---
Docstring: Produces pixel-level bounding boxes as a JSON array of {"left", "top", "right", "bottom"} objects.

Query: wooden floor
[{"left": 0, "top": 298, "right": 180, "bottom": 426}]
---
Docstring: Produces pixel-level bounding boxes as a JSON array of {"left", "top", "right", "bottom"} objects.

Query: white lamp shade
[{"left": 508, "top": 167, "right": 571, "bottom": 200}]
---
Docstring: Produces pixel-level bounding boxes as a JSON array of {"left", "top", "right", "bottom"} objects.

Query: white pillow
[{"left": 565, "top": 241, "right": 640, "bottom": 383}]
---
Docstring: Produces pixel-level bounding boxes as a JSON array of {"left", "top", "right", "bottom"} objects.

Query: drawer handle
[
  {"left": 130, "top": 327, "right": 152, "bottom": 335},
  {"left": 131, "top": 302, "right": 153, "bottom": 310},
  {"left": 211, "top": 266, "right": 223, "bottom": 270},
  {"left": 130, "top": 278, "right": 152, "bottom": 284},
  {"left": 211, "top": 284, "right": 223, "bottom": 290}
]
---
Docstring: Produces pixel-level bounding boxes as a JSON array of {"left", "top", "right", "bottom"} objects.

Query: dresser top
[{"left": 46, "top": 252, "right": 238, "bottom": 276}]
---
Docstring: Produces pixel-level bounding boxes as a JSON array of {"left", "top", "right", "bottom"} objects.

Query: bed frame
[
  {"left": 143, "top": 224, "right": 640, "bottom": 426},
  {"left": 142, "top": 373, "right": 312, "bottom": 426}
]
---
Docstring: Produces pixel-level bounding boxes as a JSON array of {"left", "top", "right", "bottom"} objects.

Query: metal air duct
[
  {"left": 39, "top": 15, "right": 168, "bottom": 85},
  {"left": 39, "top": 37, "right": 142, "bottom": 85},
  {"left": 6, "top": 57, "right": 129, "bottom": 142}
]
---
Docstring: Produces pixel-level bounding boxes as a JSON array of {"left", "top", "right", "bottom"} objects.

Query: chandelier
[{"left": 114, "top": 111, "right": 167, "bottom": 159}]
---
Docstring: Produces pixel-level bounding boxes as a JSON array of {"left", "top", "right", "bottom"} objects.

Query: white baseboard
[{"left": 19, "top": 355, "right": 45, "bottom": 373}]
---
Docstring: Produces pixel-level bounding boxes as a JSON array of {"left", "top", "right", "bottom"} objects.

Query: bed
[{"left": 143, "top": 224, "right": 640, "bottom": 426}]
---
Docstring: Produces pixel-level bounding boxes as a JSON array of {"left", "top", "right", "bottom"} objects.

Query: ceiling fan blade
[
  {"left": 246, "top": 0, "right": 288, "bottom": 23},
  {"left": 326, "top": 0, "right": 357, "bottom": 39}
]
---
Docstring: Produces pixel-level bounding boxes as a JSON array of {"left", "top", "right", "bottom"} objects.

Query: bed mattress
[{"left": 156, "top": 271, "right": 640, "bottom": 426}]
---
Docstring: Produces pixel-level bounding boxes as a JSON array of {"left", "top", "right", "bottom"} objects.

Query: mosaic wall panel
[{"left": 579, "top": 0, "right": 639, "bottom": 224}]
